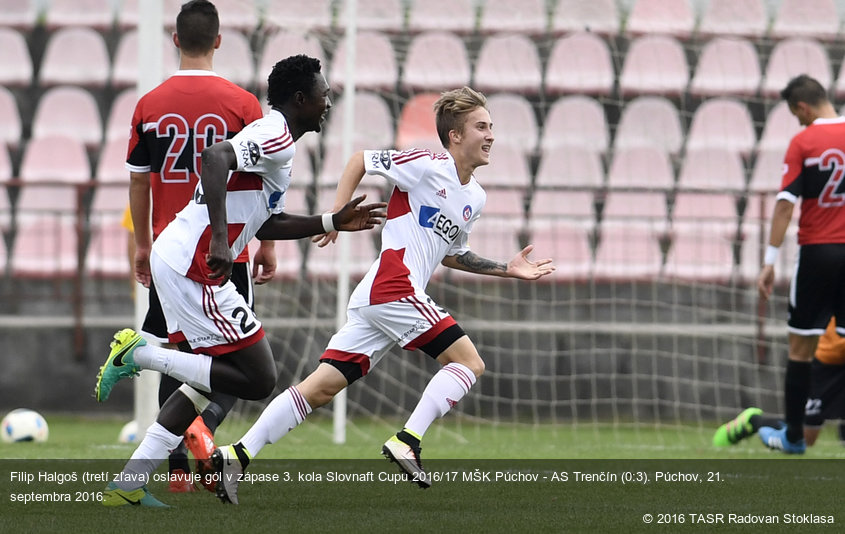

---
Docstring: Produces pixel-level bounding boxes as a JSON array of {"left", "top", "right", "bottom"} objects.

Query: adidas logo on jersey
[{"left": 436, "top": 188, "right": 447, "bottom": 199}]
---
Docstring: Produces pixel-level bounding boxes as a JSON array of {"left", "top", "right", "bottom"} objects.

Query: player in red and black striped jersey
[
  {"left": 125, "top": 0, "right": 274, "bottom": 491},
  {"left": 757, "top": 74, "right": 845, "bottom": 454}
]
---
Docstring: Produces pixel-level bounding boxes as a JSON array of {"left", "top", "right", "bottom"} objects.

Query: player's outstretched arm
[
  {"left": 442, "top": 245, "right": 555, "bottom": 280},
  {"left": 256, "top": 195, "right": 386, "bottom": 241}
]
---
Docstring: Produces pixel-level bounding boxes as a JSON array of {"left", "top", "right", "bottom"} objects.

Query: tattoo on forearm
[{"left": 456, "top": 252, "right": 506, "bottom": 274}]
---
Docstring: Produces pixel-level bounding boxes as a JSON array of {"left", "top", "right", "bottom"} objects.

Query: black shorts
[
  {"left": 804, "top": 358, "right": 845, "bottom": 426},
  {"left": 787, "top": 243, "right": 845, "bottom": 334},
  {"left": 142, "top": 261, "right": 253, "bottom": 341}
]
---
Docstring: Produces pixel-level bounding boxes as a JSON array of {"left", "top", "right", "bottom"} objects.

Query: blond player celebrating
[{"left": 213, "top": 86, "right": 556, "bottom": 504}]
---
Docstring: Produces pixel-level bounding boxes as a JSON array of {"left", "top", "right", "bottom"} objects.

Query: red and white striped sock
[
  {"left": 404, "top": 362, "right": 476, "bottom": 438},
  {"left": 239, "top": 386, "right": 311, "bottom": 457}
]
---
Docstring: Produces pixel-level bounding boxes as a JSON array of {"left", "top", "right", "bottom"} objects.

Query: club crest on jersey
[
  {"left": 371, "top": 149, "right": 392, "bottom": 170},
  {"left": 239, "top": 140, "right": 261, "bottom": 167},
  {"left": 462, "top": 205, "right": 472, "bottom": 221},
  {"left": 419, "top": 205, "right": 460, "bottom": 243}
]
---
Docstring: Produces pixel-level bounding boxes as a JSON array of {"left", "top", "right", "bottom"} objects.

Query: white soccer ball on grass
[
  {"left": 1, "top": 408, "right": 49, "bottom": 443},
  {"left": 118, "top": 420, "right": 139, "bottom": 444}
]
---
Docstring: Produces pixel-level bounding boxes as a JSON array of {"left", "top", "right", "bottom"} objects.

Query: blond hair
[{"left": 434, "top": 86, "right": 487, "bottom": 148}]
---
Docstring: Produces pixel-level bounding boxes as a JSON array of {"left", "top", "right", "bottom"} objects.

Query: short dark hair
[
  {"left": 176, "top": 0, "right": 219, "bottom": 56},
  {"left": 266, "top": 55, "right": 323, "bottom": 108},
  {"left": 781, "top": 74, "right": 828, "bottom": 108}
]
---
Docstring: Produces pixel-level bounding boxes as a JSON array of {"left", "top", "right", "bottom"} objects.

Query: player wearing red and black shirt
[
  {"left": 125, "top": 0, "right": 274, "bottom": 491},
  {"left": 757, "top": 74, "right": 845, "bottom": 454}
]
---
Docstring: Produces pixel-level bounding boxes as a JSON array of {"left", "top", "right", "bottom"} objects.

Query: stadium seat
[
  {"left": 257, "top": 31, "right": 325, "bottom": 91},
  {"left": 485, "top": 93, "right": 538, "bottom": 156},
  {"left": 530, "top": 190, "right": 596, "bottom": 229},
  {"left": 213, "top": 30, "right": 256, "bottom": 90},
  {"left": 0, "top": 143, "right": 10, "bottom": 182},
  {"left": 478, "top": 0, "right": 548, "bottom": 35},
  {"left": 0, "top": 0, "right": 38, "bottom": 29},
  {"left": 696, "top": 0, "right": 768, "bottom": 39},
  {"left": 748, "top": 150, "right": 786, "bottom": 193},
  {"left": 44, "top": 0, "right": 114, "bottom": 30},
  {"left": 676, "top": 149, "right": 747, "bottom": 192},
  {"left": 671, "top": 192, "right": 739, "bottom": 230},
  {"left": 602, "top": 191, "right": 668, "bottom": 225},
  {"left": 614, "top": 96, "right": 683, "bottom": 155},
  {"left": 329, "top": 31, "right": 398, "bottom": 93},
  {"left": 95, "top": 139, "right": 129, "bottom": 184},
  {"left": 86, "top": 184, "right": 129, "bottom": 277},
  {"left": 0, "top": 180, "right": 10, "bottom": 230},
  {"left": 664, "top": 229, "right": 736, "bottom": 281},
  {"left": 19, "top": 136, "right": 91, "bottom": 183},
  {"left": 544, "top": 32, "right": 614, "bottom": 97},
  {"left": 473, "top": 34, "right": 543, "bottom": 96},
  {"left": 449, "top": 218, "right": 525, "bottom": 281},
  {"left": 212, "top": 0, "right": 259, "bottom": 32},
  {"left": 540, "top": 96, "right": 609, "bottom": 154},
  {"left": 770, "top": 0, "right": 839, "bottom": 41},
  {"left": 689, "top": 37, "right": 761, "bottom": 98},
  {"left": 31, "top": 86, "right": 103, "bottom": 149},
  {"left": 473, "top": 145, "right": 532, "bottom": 190},
  {"left": 0, "top": 28, "right": 33, "bottom": 88},
  {"left": 593, "top": 224, "right": 664, "bottom": 279},
  {"left": 262, "top": 0, "right": 333, "bottom": 32},
  {"left": 402, "top": 32, "right": 470, "bottom": 93},
  {"left": 625, "top": 0, "right": 695, "bottom": 39},
  {"left": 551, "top": 0, "right": 620, "bottom": 36},
  {"left": 618, "top": 35, "right": 689, "bottom": 98},
  {"left": 535, "top": 146, "right": 604, "bottom": 189},
  {"left": 607, "top": 147, "right": 674, "bottom": 191},
  {"left": 11, "top": 213, "right": 79, "bottom": 278},
  {"left": 111, "top": 30, "right": 179, "bottom": 89},
  {"left": 38, "top": 27, "right": 110, "bottom": 88},
  {"left": 684, "top": 98, "right": 757, "bottom": 157},
  {"left": 305, "top": 226, "right": 379, "bottom": 278},
  {"left": 761, "top": 38, "right": 831, "bottom": 99},
  {"left": 757, "top": 101, "right": 802, "bottom": 155},
  {"left": 118, "top": 0, "right": 182, "bottom": 29},
  {"left": 406, "top": 0, "right": 476, "bottom": 34},
  {"left": 0, "top": 86, "right": 22, "bottom": 150},
  {"left": 525, "top": 220, "right": 593, "bottom": 279},
  {"left": 336, "top": 0, "right": 404, "bottom": 32},
  {"left": 484, "top": 188, "right": 527, "bottom": 219},
  {"left": 396, "top": 93, "right": 440, "bottom": 151},
  {"left": 105, "top": 89, "right": 137, "bottom": 144}
]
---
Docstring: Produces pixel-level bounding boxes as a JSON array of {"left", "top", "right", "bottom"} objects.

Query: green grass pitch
[{"left": 1, "top": 415, "right": 843, "bottom": 533}]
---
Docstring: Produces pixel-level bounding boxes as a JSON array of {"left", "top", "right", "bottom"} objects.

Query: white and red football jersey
[
  {"left": 153, "top": 109, "right": 296, "bottom": 285},
  {"left": 348, "top": 149, "right": 487, "bottom": 308}
]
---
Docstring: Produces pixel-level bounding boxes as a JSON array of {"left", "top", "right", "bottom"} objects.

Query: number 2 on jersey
[
  {"left": 156, "top": 113, "right": 227, "bottom": 182},
  {"left": 818, "top": 148, "right": 845, "bottom": 207}
]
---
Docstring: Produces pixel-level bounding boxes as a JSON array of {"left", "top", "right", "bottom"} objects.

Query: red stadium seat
[
  {"left": 473, "top": 145, "right": 532, "bottom": 190},
  {"left": 761, "top": 38, "right": 831, "bottom": 99},
  {"left": 0, "top": 0, "right": 38, "bottom": 29},
  {"left": 664, "top": 229, "right": 736, "bottom": 281},
  {"left": 551, "top": 0, "right": 620, "bottom": 37},
  {"left": 329, "top": 31, "right": 398, "bottom": 93},
  {"left": 31, "top": 86, "right": 103, "bottom": 149},
  {"left": 697, "top": 0, "right": 767, "bottom": 39},
  {"left": 545, "top": 32, "right": 614, "bottom": 97},
  {"left": 625, "top": 0, "right": 695, "bottom": 39},
  {"left": 473, "top": 34, "right": 543, "bottom": 96},
  {"left": 535, "top": 147, "right": 604, "bottom": 189},
  {"left": 757, "top": 101, "right": 803, "bottom": 155},
  {"left": 44, "top": 0, "right": 114, "bottom": 30},
  {"left": 530, "top": 190, "right": 596, "bottom": 228},
  {"left": 407, "top": 0, "right": 476, "bottom": 34},
  {"left": 105, "top": 89, "right": 137, "bottom": 144},
  {"left": 602, "top": 191, "right": 668, "bottom": 225},
  {"left": 86, "top": 184, "right": 130, "bottom": 277},
  {"left": 541, "top": 96, "right": 609, "bottom": 154},
  {"left": 257, "top": 31, "right": 325, "bottom": 91},
  {"left": 111, "top": 31, "right": 179, "bottom": 89},
  {"left": 337, "top": 0, "right": 404, "bottom": 33},
  {"left": 0, "top": 86, "right": 22, "bottom": 150},
  {"left": 672, "top": 192, "right": 739, "bottom": 229},
  {"left": 402, "top": 32, "right": 470, "bottom": 93},
  {"left": 38, "top": 27, "right": 109, "bottom": 88},
  {"left": 685, "top": 98, "right": 757, "bottom": 157},
  {"left": 396, "top": 93, "right": 440, "bottom": 151},
  {"left": 526, "top": 220, "right": 593, "bottom": 279},
  {"left": 594, "top": 224, "right": 664, "bottom": 279},
  {"left": 95, "top": 139, "right": 129, "bottom": 184},
  {"left": 770, "top": 0, "right": 839, "bottom": 41},
  {"left": 748, "top": 150, "right": 786, "bottom": 193},
  {"left": 0, "top": 28, "right": 33, "bottom": 88},
  {"left": 607, "top": 147, "right": 674, "bottom": 190},
  {"left": 619, "top": 35, "right": 689, "bottom": 98},
  {"left": 213, "top": 30, "right": 256, "bottom": 89},
  {"left": 478, "top": 0, "right": 547, "bottom": 35},
  {"left": 689, "top": 37, "right": 761, "bottom": 98},
  {"left": 614, "top": 97, "right": 683, "bottom": 155},
  {"left": 262, "top": 0, "right": 333, "bottom": 32},
  {"left": 677, "top": 149, "right": 747, "bottom": 192},
  {"left": 20, "top": 136, "right": 91, "bottom": 184},
  {"left": 485, "top": 93, "right": 539, "bottom": 156}
]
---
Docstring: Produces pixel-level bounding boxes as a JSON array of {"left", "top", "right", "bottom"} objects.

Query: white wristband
[
  {"left": 321, "top": 212, "right": 336, "bottom": 233},
  {"left": 764, "top": 245, "right": 779, "bottom": 266}
]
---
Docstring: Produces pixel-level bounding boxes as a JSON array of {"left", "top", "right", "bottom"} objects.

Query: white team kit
[
  {"left": 321, "top": 148, "right": 487, "bottom": 377},
  {"left": 151, "top": 109, "right": 297, "bottom": 354}
]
